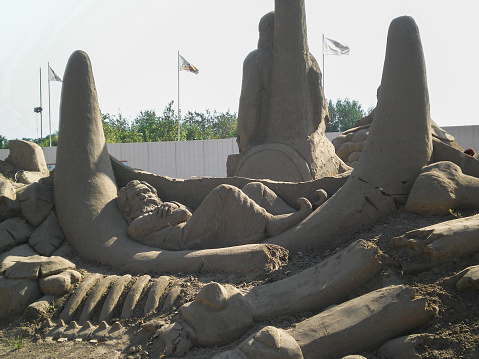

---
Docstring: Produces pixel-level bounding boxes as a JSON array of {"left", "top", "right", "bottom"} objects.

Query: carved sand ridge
[{"left": 52, "top": 274, "right": 173, "bottom": 326}]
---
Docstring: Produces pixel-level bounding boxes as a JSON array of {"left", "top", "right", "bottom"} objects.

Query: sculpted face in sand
[{"left": 117, "top": 180, "right": 163, "bottom": 223}]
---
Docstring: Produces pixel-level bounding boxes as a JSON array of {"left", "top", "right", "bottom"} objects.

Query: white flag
[
  {"left": 179, "top": 54, "right": 199, "bottom": 74},
  {"left": 48, "top": 65, "right": 62, "bottom": 81},
  {"left": 324, "top": 37, "right": 350, "bottom": 55}
]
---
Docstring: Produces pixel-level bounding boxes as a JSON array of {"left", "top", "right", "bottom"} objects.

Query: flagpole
[
  {"left": 322, "top": 34, "right": 325, "bottom": 91},
  {"left": 177, "top": 51, "right": 181, "bottom": 142},
  {"left": 48, "top": 63, "right": 52, "bottom": 147},
  {"left": 39, "top": 67, "right": 43, "bottom": 147}
]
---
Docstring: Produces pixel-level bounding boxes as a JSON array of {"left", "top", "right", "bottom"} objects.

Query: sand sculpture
[
  {"left": 391, "top": 213, "right": 479, "bottom": 274},
  {"left": 3, "top": 1, "right": 479, "bottom": 358},
  {"left": 333, "top": 110, "right": 460, "bottom": 169},
  {"left": 52, "top": 0, "right": 425, "bottom": 278},
  {"left": 53, "top": 49, "right": 289, "bottom": 276},
  {"left": 118, "top": 180, "right": 311, "bottom": 250},
  {"left": 138, "top": 14, "right": 438, "bottom": 355},
  {"left": 406, "top": 161, "right": 479, "bottom": 215},
  {"left": 227, "top": 0, "right": 350, "bottom": 181},
  {"left": 262, "top": 12, "right": 433, "bottom": 252},
  {"left": 235, "top": 11, "right": 274, "bottom": 153}
]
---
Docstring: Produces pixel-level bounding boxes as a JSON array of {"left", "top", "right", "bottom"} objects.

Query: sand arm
[{"left": 128, "top": 202, "right": 192, "bottom": 239}]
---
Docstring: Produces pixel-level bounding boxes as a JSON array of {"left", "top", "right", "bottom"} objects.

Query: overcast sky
[{"left": 1, "top": 0, "right": 478, "bottom": 140}]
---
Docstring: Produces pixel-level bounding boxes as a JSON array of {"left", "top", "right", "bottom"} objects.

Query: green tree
[
  {"left": 21, "top": 137, "right": 41, "bottom": 145},
  {"left": 326, "top": 99, "right": 366, "bottom": 132},
  {"left": 0, "top": 135, "right": 8, "bottom": 149},
  {"left": 100, "top": 102, "right": 238, "bottom": 143},
  {"left": 45, "top": 133, "right": 58, "bottom": 147},
  {"left": 181, "top": 111, "right": 210, "bottom": 140},
  {"left": 39, "top": 133, "right": 58, "bottom": 147},
  {"left": 210, "top": 110, "right": 237, "bottom": 139},
  {"left": 156, "top": 102, "right": 179, "bottom": 141},
  {"left": 17, "top": 133, "right": 58, "bottom": 147},
  {"left": 181, "top": 109, "right": 237, "bottom": 140},
  {"left": 134, "top": 103, "right": 178, "bottom": 142},
  {"left": 133, "top": 110, "right": 158, "bottom": 142},
  {"left": 102, "top": 112, "right": 142, "bottom": 143}
]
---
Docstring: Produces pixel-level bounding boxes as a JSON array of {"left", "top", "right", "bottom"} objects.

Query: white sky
[{"left": 1, "top": 0, "right": 478, "bottom": 140}]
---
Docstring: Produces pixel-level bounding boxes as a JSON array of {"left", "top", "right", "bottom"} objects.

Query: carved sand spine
[
  {"left": 54, "top": 50, "right": 287, "bottom": 275},
  {"left": 268, "top": 16, "right": 433, "bottom": 251}
]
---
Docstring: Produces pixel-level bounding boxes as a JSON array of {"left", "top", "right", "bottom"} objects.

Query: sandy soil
[{"left": 1, "top": 208, "right": 479, "bottom": 358}]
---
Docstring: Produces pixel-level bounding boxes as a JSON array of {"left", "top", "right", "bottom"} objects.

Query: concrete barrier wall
[{"left": 0, "top": 126, "right": 477, "bottom": 179}]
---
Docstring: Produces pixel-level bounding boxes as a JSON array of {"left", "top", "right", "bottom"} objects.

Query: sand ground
[{"left": 1, "top": 209, "right": 479, "bottom": 358}]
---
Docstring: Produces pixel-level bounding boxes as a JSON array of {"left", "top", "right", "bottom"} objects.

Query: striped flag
[
  {"left": 179, "top": 54, "right": 199, "bottom": 74},
  {"left": 324, "top": 37, "right": 350, "bottom": 55}
]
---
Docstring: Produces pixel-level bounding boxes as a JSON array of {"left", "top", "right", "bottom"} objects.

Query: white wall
[
  {"left": 442, "top": 126, "right": 479, "bottom": 151},
  {"left": 0, "top": 138, "right": 239, "bottom": 179},
  {"left": 105, "top": 138, "right": 238, "bottom": 178},
  {"left": 1, "top": 126, "right": 478, "bottom": 178}
]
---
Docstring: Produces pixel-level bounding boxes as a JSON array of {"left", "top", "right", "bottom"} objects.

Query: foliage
[
  {"left": 102, "top": 112, "right": 142, "bottom": 143},
  {"left": 0, "top": 135, "right": 8, "bottom": 149},
  {"left": 8, "top": 335, "right": 23, "bottom": 350},
  {"left": 449, "top": 209, "right": 462, "bottom": 218},
  {"left": 134, "top": 103, "right": 178, "bottom": 142},
  {"left": 20, "top": 133, "right": 58, "bottom": 147},
  {"left": 101, "top": 102, "right": 237, "bottom": 143},
  {"left": 40, "top": 133, "right": 58, "bottom": 147},
  {"left": 326, "top": 98, "right": 367, "bottom": 132},
  {"left": 0, "top": 133, "right": 58, "bottom": 149},
  {"left": 182, "top": 109, "right": 237, "bottom": 140},
  {"left": 1, "top": 103, "right": 237, "bottom": 147}
]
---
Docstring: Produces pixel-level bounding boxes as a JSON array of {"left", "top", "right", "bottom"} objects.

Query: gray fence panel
[
  {"left": 203, "top": 138, "right": 238, "bottom": 178},
  {"left": 151, "top": 141, "right": 177, "bottom": 178},
  {"left": 175, "top": 140, "right": 202, "bottom": 179}
]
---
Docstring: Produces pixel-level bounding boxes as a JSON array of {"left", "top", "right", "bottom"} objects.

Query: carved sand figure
[
  {"left": 236, "top": 11, "right": 274, "bottom": 152},
  {"left": 228, "top": 0, "right": 349, "bottom": 181},
  {"left": 111, "top": 154, "right": 346, "bottom": 212},
  {"left": 53, "top": 2, "right": 437, "bottom": 333},
  {"left": 117, "top": 180, "right": 311, "bottom": 250},
  {"left": 53, "top": 50, "right": 288, "bottom": 275}
]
